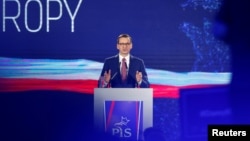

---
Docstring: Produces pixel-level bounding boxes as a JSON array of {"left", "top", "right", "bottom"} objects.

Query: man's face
[{"left": 117, "top": 37, "right": 132, "bottom": 56}]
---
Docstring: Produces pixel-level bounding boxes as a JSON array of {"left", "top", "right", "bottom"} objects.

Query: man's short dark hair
[{"left": 117, "top": 34, "right": 132, "bottom": 44}]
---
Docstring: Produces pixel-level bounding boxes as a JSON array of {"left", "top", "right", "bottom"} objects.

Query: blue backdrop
[
  {"left": 0, "top": 0, "right": 230, "bottom": 72},
  {"left": 0, "top": 0, "right": 231, "bottom": 141}
]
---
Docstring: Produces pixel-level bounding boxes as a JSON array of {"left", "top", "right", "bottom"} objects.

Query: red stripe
[
  {"left": 0, "top": 78, "right": 97, "bottom": 94},
  {"left": 106, "top": 101, "right": 115, "bottom": 131},
  {"left": 0, "top": 78, "right": 224, "bottom": 98}
]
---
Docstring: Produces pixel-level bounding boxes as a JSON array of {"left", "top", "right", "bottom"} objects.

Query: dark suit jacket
[{"left": 98, "top": 54, "right": 150, "bottom": 88}]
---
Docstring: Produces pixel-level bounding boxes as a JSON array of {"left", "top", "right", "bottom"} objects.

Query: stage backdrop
[
  {"left": 0, "top": 0, "right": 231, "bottom": 141},
  {"left": 0, "top": 0, "right": 231, "bottom": 95}
]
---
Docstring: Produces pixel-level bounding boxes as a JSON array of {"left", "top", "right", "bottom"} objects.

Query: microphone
[
  {"left": 107, "top": 72, "right": 118, "bottom": 88},
  {"left": 107, "top": 63, "right": 120, "bottom": 87},
  {"left": 111, "top": 72, "right": 118, "bottom": 80},
  {"left": 99, "top": 68, "right": 117, "bottom": 88},
  {"left": 111, "top": 62, "right": 120, "bottom": 80}
]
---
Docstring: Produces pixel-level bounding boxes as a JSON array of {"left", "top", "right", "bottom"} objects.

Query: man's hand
[
  {"left": 136, "top": 71, "right": 142, "bottom": 83},
  {"left": 104, "top": 69, "right": 111, "bottom": 83}
]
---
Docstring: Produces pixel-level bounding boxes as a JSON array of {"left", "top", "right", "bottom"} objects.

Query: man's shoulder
[
  {"left": 131, "top": 55, "right": 143, "bottom": 62},
  {"left": 105, "top": 55, "right": 118, "bottom": 61}
]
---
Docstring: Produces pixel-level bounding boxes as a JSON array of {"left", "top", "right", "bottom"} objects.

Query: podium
[{"left": 94, "top": 88, "right": 153, "bottom": 141}]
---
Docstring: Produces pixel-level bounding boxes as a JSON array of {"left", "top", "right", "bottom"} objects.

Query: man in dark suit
[{"left": 98, "top": 34, "right": 150, "bottom": 88}]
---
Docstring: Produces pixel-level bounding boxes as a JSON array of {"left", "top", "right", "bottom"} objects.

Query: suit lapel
[
  {"left": 128, "top": 55, "right": 134, "bottom": 77},
  {"left": 114, "top": 55, "right": 120, "bottom": 76}
]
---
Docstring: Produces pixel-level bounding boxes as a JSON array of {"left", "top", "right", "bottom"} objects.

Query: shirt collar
[{"left": 119, "top": 54, "right": 130, "bottom": 63}]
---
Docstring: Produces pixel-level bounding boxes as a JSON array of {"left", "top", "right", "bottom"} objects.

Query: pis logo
[{"left": 112, "top": 116, "right": 132, "bottom": 138}]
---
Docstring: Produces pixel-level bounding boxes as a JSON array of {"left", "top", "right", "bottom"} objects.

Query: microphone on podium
[{"left": 107, "top": 71, "right": 117, "bottom": 88}]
